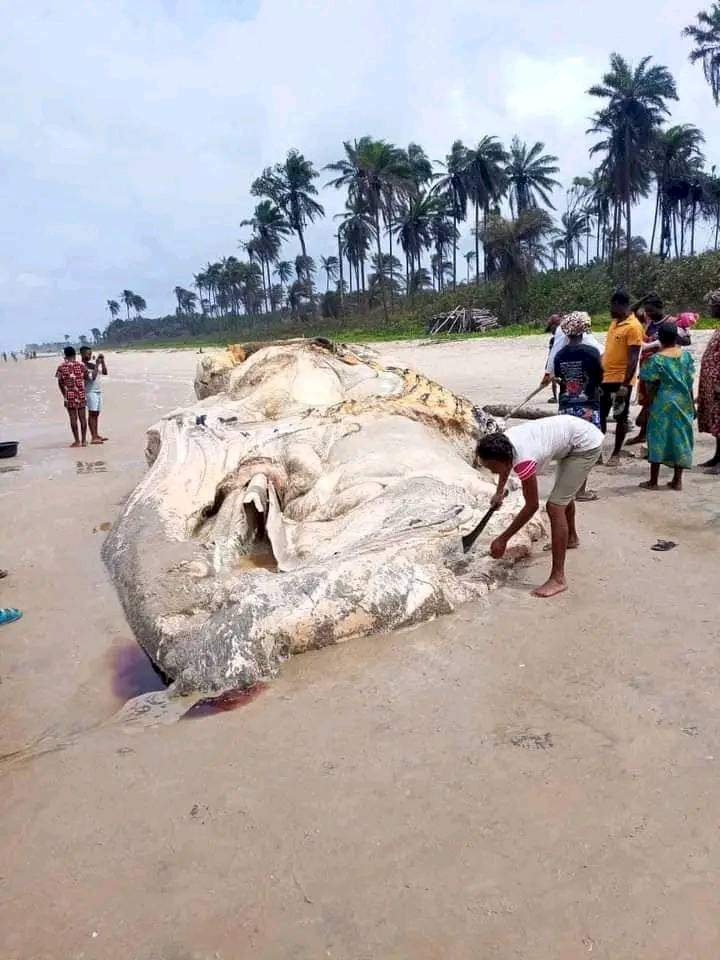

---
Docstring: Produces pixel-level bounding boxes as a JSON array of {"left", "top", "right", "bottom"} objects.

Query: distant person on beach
[
  {"left": 475, "top": 415, "right": 603, "bottom": 599},
  {"left": 80, "top": 346, "right": 108, "bottom": 444},
  {"left": 600, "top": 290, "right": 644, "bottom": 465},
  {"left": 638, "top": 320, "right": 695, "bottom": 491},
  {"left": 55, "top": 346, "right": 88, "bottom": 447},
  {"left": 697, "top": 289, "right": 720, "bottom": 472},
  {"left": 544, "top": 315, "right": 562, "bottom": 403},
  {"left": 2, "top": 352, "right": 6, "bottom": 363}
]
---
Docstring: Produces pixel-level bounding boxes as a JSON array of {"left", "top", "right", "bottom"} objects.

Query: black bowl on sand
[{"left": 0, "top": 442, "right": 19, "bottom": 459}]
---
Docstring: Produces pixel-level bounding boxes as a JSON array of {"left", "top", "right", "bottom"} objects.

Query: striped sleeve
[{"left": 513, "top": 460, "right": 537, "bottom": 481}]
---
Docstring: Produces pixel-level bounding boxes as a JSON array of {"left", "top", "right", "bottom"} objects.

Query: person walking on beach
[
  {"left": 638, "top": 321, "right": 695, "bottom": 491},
  {"left": 475, "top": 415, "right": 603, "bottom": 599},
  {"left": 80, "top": 346, "right": 108, "bottom": 444},
  {"left": 600, "top": 290, "right": 644, "bottom": 465},
  {"left": 697, "top": 290, "right": 720, "bottom": 472},
  {"left": 55, "top": 346, "right": 88, "bottom": 447}
]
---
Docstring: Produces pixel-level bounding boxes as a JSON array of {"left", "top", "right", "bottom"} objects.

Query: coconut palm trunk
[
  {"left": 474, "top": 201, "right": 480, "bottom": 285},
  {"left": 624, "top": 120, "right": 632, "bottom": 285},
  {"left": 337, "top": 233, "right": 344, "bottom": 308},
  {"left": 452, "top": 200, "right": 457, "bottom": 290},
  {"left": 374, "top": 209, "right": 387, "bottom": 320}
]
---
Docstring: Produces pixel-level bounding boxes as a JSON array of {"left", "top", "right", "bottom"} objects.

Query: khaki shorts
[{"left": 548, "top": 446, "right": 602, "bottom": 506}]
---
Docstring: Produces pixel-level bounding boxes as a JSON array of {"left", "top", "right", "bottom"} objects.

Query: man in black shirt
[
  {"left": 553, "top": 312, "right": 603, "bottom": 499},
  {"left": 553, "top": 311, "right": 603, "bottom": 428}
]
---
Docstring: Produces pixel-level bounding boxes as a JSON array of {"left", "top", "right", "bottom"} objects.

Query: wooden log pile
[{"left": 428, "top": 306, "right": 500, "bottom": 336}]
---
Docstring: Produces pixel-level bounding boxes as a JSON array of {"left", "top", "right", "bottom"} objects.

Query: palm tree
[
  {"left": 106, "top": 299, "right": 120, "bottom": 321},
  {"left": 505, "top": 137, "right": 560, "bottom": 216},
  {"left": 326, "top": 137, "right": 415, "bottom": 320},
  {"left": 409, "top": 266, "right": 433, "bottom": 293},
  {"left": 429, "top": 203, "right": 457, "bottom": 292},
  {"left": 393, "top": 191, "right": 439, "bottom": 294},
  {"left": 405, "top": 142, "right": 434, "bottom": 189},
  {"left": 432, "top": 140, "right": 469, "bottom": 289},
  {"left": 650, "top": 124, "right": 705, "bottom": 257},
  {"left": 241, "top": 200, "right": 292, "bottom": 311},
  {"left": 463, "top": 136, "right": 508, "bottom": 282},
  {"left": 120, "top": 290, "right": 135, "bottom": 321},
  {"left": 251, "top": 150, "right": 324, "bottom": 275},
  {"left": 702, "top": 167, "right": 720, "bottom": 250},
  {"left": 320, "top": 255, "right": 339, "bottom": 292},
  {"left": 464, "top": 251, "right": 476, "bottom": 283},
  {"left": 482, "top": 209, "right": 553, "bottom": 321},
  {"left": 91, "top": 327, "right": 102, "bottom": 344},
  {"left": 557, "top": 210, "right": 589, "bottom": 268},
  {"left": 131, "top": 294, "right": 146, "bottom": 318},
  {"left": 274, "top": 260, "right": 293, "bottom": 289},
  {"left": 589, "top": 54, "right": 678, "bottom": 283},
  {"left": 336, "top": 198, "right": 375, "bottom": 296},
  {"left": 684, "top": 4, "right": 720, "bottom": 105}
]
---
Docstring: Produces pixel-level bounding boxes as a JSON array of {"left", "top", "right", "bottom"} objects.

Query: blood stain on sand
[
  {"left": 183, "top": 684, "right": 265, "bottom": 719},
  {"left": 110, "top": 644, "right": 168, "bottom": 701}
]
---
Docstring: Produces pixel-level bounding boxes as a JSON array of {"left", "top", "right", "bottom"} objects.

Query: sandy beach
[{"left": 1, "top": 335, "right": 719, "bottom": 959}]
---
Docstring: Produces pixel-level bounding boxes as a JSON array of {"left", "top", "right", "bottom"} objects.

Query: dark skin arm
[
  {"left": 56, "top": 375, "right": 67, "bottom": 403},
  {"left": 96, "top": 354, "right": 107, "bottom": 375},
  {"left": 490, "top": 474, "right": 540, "bottom": 558},
  {"left": 618, "top": 345, "right": 641, "bottom": 393}
]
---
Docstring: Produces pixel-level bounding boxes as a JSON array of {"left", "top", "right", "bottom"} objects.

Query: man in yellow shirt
[{"left": 601, "top": 290, "right": 644, "bottom": 465}]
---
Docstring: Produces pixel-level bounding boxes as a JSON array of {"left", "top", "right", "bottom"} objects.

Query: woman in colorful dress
[
  {"left": 638, "top": 321, "right": 695, "bottom": 491},
  {"left": 697, "top": 290, "right": 720, "bottom": 472}
]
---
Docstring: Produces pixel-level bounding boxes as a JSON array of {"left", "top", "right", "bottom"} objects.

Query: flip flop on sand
[
  {"left": 651, "top": 540, "right": 677, "bottom": 552},
  {"left": 0, "top": 608, "right": 22, "bottom": 626},
  {"left": 575, "top": 490, "right": 599, "bottom": 502}
]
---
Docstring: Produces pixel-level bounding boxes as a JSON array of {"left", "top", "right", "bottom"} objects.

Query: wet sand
[{"left": 1, "top": 337, "right": 719, "bottom": 959}]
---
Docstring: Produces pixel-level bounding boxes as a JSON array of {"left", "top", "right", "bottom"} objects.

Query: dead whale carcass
[{"left": 103, "top": 339, "right": 543, "bottom": 693}]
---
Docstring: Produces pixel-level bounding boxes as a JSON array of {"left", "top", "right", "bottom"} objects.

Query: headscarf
[
  {"left": 560, "top": 311, "right": 592, "bottom": 337},
  {"left": 705, "top": 290, "right": 720, "bottom": 308}
]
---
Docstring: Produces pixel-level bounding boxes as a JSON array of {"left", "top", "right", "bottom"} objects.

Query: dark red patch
[
  {"left": 183, "top": 683, "right": 265, "bottom": 719},
  {"left": 111, "top": 644, "right": 168, "bottom": 701}
]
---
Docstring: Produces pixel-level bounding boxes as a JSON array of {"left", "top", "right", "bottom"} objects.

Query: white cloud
[{"left": 0, "top": 0, "right": 718, "bottom": 348}]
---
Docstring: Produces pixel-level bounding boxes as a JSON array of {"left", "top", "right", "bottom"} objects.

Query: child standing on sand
[
  {"left": 55, "top": 346, "right": 88, "bottom": 447},
  {"left": 80, "top": 346, "right": 108, "bottom": 444}
]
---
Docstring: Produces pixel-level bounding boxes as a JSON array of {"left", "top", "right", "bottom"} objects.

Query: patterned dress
[
  {"left": 639, "top": 351, "right": 695, "bottom": 468},
  {"left": 55, "top": 360, "right": 87, "bottom": 409},
  {"left": 697, "top": 329, "right": 720, "bottom": 439}
]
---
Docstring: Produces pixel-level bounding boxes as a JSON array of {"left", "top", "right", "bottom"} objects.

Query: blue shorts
[{"left": 86, "top": 393, "right": 102, "bottom": 413}]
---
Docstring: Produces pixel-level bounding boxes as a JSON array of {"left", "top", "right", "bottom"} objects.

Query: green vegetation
[{"left": 72, "top": 20, "right": 720, "bottom": 349}]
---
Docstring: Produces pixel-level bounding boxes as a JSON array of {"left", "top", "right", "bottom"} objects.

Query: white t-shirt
[
  {"left": 506, "top": 416, "right": 603, "bottom": 481},
  {"left": 546, "top": 329, "right": 602, "bottom": 374}
]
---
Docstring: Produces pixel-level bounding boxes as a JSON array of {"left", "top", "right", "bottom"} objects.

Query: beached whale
[{"left": 103, "top": 338, "right": 543, "bottom": 693}]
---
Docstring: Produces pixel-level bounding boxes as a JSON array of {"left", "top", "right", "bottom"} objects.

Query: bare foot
[
  {"left": 698, "top": 458, "right": 720, "bottom": 468},
  {"left": 567, "top": 535, "right": 580, "bottom": 549},
  {"left": 606, "top": 455, "right": 620, "bottom": 467},
  {"left": 81, "top": 441, "right": 88, "bottom": 447},
  {"left": 98, "top": 435, "right": 109, "bottom": 441},
  {"left": 575, "top": 490, "right": 599, "bottom": 502},
  {"left": 532, "top": 578, "right": 568, "bottom": 598},
  {"left": 90, "top": 438, "right": 104, "bottom": 445},
  {"left": 639, "top": 481, "right": 659, "bottom": 490},
  {"left": 666, "top": 481, "right": 682, "bottom": 491},
  {"left": 70, "top": 441, "right": 81, "bottom": 448}
]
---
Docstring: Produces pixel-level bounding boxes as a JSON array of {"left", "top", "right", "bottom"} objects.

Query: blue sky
[{"left": 0, "top": 0, "right": 716, "bottom": 348}]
